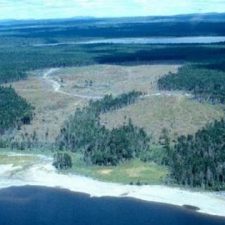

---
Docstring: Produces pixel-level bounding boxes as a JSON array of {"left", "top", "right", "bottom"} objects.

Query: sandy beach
[{"left": 0, "top": 153, "right": 225, "bottom": 218}]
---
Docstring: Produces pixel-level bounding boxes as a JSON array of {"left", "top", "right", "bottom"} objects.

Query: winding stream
[
  {"left": 42, "top": 68, "right": 192, "bottom": 100},
  {"left": 42, "top": 69, "right": 103, "bottom": 100}
]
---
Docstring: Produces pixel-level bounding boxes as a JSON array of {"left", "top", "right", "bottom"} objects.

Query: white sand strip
[{"left": 0, "top": 154, "right": 225, "bottom": 218}]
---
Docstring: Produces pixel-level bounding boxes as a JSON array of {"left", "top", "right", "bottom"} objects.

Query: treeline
[
  {"left": 96, "top": 46, "right": 225, "bottom": 64},
  {"left": 0, "top": 68, "right": 27, "bottom": 84},
  {"left": 57, "top": 92, "right": 150, "bottom": 166},
  {"left": 0, "top": 86, "right": 33, "bottom": 134},
  {"left": 200, "top": 60, "right": 225, "bottom": 73},
  {"left": 165, "top": 119, "right": 225, "bottom": 189},
  {"left": 158, "top": 66, "right": 225, "bottom": 103},
  {"left": 89, "top": 91, "right": 142, "bottom": 113},
  {"left": 0, "top": 45, "right": 94, "bottom": 84},
  {"left": 1, "top": 36, "right": 225, "bottom": 84},
  {"left": 4, "top": 21, "right": 225, "bottom": 38}
]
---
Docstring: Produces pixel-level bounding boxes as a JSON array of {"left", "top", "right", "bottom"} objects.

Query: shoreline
[{"left": 0, "top": 153, "right": 225, "bottom": 218}]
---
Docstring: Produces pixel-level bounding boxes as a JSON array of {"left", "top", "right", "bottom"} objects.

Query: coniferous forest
[
  {"left": 0, "top": 86, "right": 33, "bottom": 134},
  {"left": 157, "top": 63, "right": 225, "bottom": 189},
  {"left": 158, "top": 65, "right": 225, "bottom": 103},
  {"left": 165, "top": 119, "right": 225, "bottom": 189},
  {"left": 57, "top": 92, "right": 150, "bottom": 166},
  {"left": 1, "top": 15, "right": 225, "bottom": 190}
]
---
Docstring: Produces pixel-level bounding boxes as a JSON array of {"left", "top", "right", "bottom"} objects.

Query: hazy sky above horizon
[{"left": 0, "top": 0, "right": 225, "bottom": 20}]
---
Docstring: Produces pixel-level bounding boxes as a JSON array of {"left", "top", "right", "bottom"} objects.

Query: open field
[
  {"left": 5, "top": 63, "right": 225, "bottom": 143},
  {"left": 7, "top": 75, "right": 85, "bottom": 143},
  {"left": 68, "top": 153, "right": 168, "bottom": 185},
  {"left": 0, "top": 153, "right": 38, "bottom": 167},
  {"left": 53, "top": 64, "right": 180, "bottom": 97},
  {"left": 6, "top": 64, "right": 180, "bottom": 143},
  {"left": 101, "top": 96, "right": 225, "bottom": 142}
]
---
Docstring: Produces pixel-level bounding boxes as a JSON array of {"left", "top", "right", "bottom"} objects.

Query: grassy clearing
[
  {"left": 6, "top": 63, "right": 224, "bottom": 145},
  {"left": 8, "top": 64, "right": 179, "bottom": 144},
  {"left": 0, "top": 150, "right": 40, "bottom": 167},
  {"left": 0, "top": 148, "right": 167, "bottom": 184},
  {"left": 101, "top": 96, "right": 225, "bottom": 142},
  {"left": 54, "top": 64, "right": 180, "bottom": 97},
  {"left": 0, "top": 155, "right": 35, "bottom": 166},
  {"left": 66, "top": 153, "right": 168, "bottom": 185},
  {"left": 6, "top": 76, "right": 85, "bottom": 142}
]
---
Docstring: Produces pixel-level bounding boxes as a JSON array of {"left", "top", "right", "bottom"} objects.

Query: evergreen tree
[{"left": 53, "top": 152, "right": 72, "bottom": 170}]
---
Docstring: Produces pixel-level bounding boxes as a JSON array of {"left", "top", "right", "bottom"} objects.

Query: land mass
[
  {"left": 0, "top": 152, "right": 225, "bottom": 217},
  {"left": 1, "top": 13, "right": 225, "bottom": 219}
]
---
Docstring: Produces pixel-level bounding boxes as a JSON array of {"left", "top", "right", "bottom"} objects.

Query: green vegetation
[
  {"left": 84, "top": 120, "right": 150, "bottom": 166},
  {"left": 154, "top": 47, "right": 225, "bottom": 190},
  {"left": 0, "top": 44, "right": 94, "bottom": 84},
  {"left": 89, "top": 91, "right": 143, "bottom": 113},
  {"left": 3, "top": 15, "right": 225, "bottom": 38},
  {"left": 158, "top": 65, "right": 225, "bottom": 103},
  {"left": 53, "top": 152, "right": 72, "bottom": 170},
  {"left": 0, "top": 152, "right": 39, "bottom": 167},
  {"left": 100, "top": 96, "right": 224, "bottom": 142},
  {"left": 165, "top": 119, "right": 225, "bottom": 190},
  {"left": 1, "top": 34, "right": 225, "bottom": 85},
  {"left": 0, "top": 68, "right": 26, "bottom": 84},
  {"left": 67, "top": 153, "right": 168, "bottom": 184},
  {"left": 1, "top": 15, "right": 225, "bottom": 85},
  {"left": 0, "top": 86, "right": 33, "bottom": 133},
  {"left": 57, "top": 92, "right": 150, "bottom": 166},
  {"left": 2, "top": 17, "right": 225, "bottom": 189},
  {"left": 96, "top": 45, "right": 225, "bottom": 64},
  {"left": 201, "top": 60, "right": 225, "bottom": 73}
]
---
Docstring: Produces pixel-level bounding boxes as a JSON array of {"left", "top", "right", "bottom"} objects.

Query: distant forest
[
  {"left": 1, "top": 15, "right": 225, "bottom": 190},
  {"left": 96, "top": 46, "right": 225, "bottom": 64},
  {"left": 2, "top": 20, "right": 225, "bottom": 38},
  {"left": 1, "top": 41, "right": 225, "bottom": 84},
  {"left": 158, "top": 65, "right": 225, "bottom": 103},
  {"left": 0, "top": 44, "right": 94, "bottom": 83},
  {"left": 1, "top": 13, "right": 225, "bottom": 84}
]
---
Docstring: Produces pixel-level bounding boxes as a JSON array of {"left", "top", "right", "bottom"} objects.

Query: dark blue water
[{"left": 0, "top": 186, "right": 224, "bottom": 225}]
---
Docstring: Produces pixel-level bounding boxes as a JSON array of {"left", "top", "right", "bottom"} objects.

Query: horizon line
[{"left": 0, "top": 11, "right": 225, "bottom": 22}]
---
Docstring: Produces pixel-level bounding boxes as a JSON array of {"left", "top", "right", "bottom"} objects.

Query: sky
[{"left": 0, "top": 0, "right": 225, "bottom": 20}]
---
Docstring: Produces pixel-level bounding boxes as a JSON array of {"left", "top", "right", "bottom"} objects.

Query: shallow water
[{"left": 0, "top": 186, "right": 225, "bottom": 225}]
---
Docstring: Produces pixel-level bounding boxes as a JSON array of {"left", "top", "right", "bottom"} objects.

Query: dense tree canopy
[
  {"left": 84, "top": 119, "right": 150, "bottom": 166},
  {"left": 53, "top": 152, "right": 72, "bottom": 170},
  {"left": 0, "top": 45, "right": 94, "bottom": 84},
  {"left": 166, "top": 119, "right": 225, "bottom": 189},
  {"left": 57, "top": 92, "right": 150, "bottom": 166},
  {"left": 158, "top": 66, "right": 225, "bottom": 103},
  {"left": 0, "top": 86, "right": 33, "bottom": 134},
  {"left": 89, "top": 91, "right": 142, "bottom": 114}
]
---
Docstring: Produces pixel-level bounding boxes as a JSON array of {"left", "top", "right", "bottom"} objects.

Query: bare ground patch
[
  {"left": 6, "top": 64, "right": 180, "bottom": 143},
  {"left": 100, "top": 96, "right": 225, "bottom": 142},
  {"left": 53, "top": 64, "right": 180, "bottom": 96},
  {"left": 6, "top": 76, "right": 85, "bottom": 143},
  {"left": 97, "top": 169, "right": 113, "bottom": 175}
]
